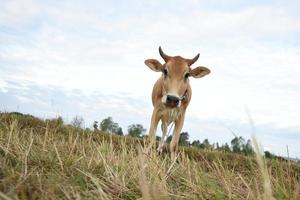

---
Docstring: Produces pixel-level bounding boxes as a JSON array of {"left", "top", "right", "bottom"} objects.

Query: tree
[
  {"left": 100, "top": 117, "right": 121, "bottom": 134},
  {"left": 127, "top": 124, "right": 146, "bottom": 138},
  {"left": 191, "top": 140, "right": 201, "bottom": 148},
  {"left": 71, "top": 115, "right": 84, "bottom": 128},
  {"left": 220, "top": 143, "right": 231, "bottom": 152},
  {"left": 166, "top": 132, "right": 190, "bottom": 146},
  {"left": 231, "top": 136, "right": 245, "bottom": 153},
  {"left": 156, "top": 135, "right": 161, "bottom": 141},
  {"left": 219, "top": 143, "right": 230, "bottom": 152},
  {"left": 100, "top": 117, "right": 113, "bottom": 132},
  {"left": 243, "top": 139, "right": 254, "bottom": 155},
  {"left": 178, "top": 132, "right": 189, "bottom": 146},
  {"left": 55, "top": 116, "right": 64, "bottom": 127},
  {"left": 264, "top": 151, "right": 274, "bottom": 159},
  {"left": 93, "top": 121, "right": 98, "bottom": 131},
  {"left": 202, "top": 139, "right": 211, "bottom": 149},
  {"left": 216, "top": 142, "right": 220, "bottom": 150},
  {"left": 166, "top": 135, "right": 172, "bottom": 143},
  {"left": 116, "top": 127, "right": 123, "bottom": 136}
]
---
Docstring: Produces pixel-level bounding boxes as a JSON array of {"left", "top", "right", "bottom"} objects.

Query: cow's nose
[{"left": 166, "top": 95, "right": 180, "bottom": 106}]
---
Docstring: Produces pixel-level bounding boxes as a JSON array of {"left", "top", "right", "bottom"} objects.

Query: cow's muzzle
[{"left": 166, "top": 95, "right": 180, "bottom": 108}]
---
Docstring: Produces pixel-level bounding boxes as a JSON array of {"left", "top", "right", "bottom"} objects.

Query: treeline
[
  {"left": 70, "top": 116, "right": 148, "bottom": 138},
  {"left": 80, "top": 116, "right": 277, "bottom": 158},
  {"left": 0, "top": 112, "right": 280, "bottom": 160}
]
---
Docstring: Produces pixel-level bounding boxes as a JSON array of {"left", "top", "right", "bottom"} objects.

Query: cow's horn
[
  {"left": 187, "top": 53, "right": 200, "bottom": 66},
  {"left": 159, "top": 46, "right": 170, "bottom": 62}
]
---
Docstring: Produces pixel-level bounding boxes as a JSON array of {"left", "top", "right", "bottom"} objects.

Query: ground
[{"left": 0, "top": 113, "right": 299, "bottom": 199}]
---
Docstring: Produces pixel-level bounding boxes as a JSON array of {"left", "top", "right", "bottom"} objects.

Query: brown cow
[{"left": 145, "top": 47, "right": 211, "bottom": 158}]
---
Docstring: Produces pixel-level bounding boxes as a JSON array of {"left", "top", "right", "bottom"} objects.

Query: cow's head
[{"left": 145, "top": 46, "right": 210, "bottom": 108}]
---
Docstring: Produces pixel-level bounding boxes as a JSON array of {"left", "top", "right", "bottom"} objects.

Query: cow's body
[
  {"left": 145, "top": 47, "right": 210, "bottom": 158},
  {"left": 149, "top": 76, "right": 191, "bottom": 154}
]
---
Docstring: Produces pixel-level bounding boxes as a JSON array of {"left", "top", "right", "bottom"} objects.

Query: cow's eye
[
  {"left": 163, "top": 69, "right": 168, "bottom": 77},
  {"left": 184, "top": 73, "right": 190, "bottom": 80}
]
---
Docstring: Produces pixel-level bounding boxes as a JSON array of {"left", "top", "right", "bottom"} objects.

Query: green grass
[{"left": 0, "top": 113, "right": 299, "bottom": 199}]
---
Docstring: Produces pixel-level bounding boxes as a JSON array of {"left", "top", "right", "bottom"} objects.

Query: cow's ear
[
  {"left": 144, "top": 59, "right": 164, "bottom": 72},
  {"left": 190, "top": 66, "right": 210, "bottom": 78}
]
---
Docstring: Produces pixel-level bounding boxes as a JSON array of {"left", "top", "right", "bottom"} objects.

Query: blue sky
[{"left": 1, "top": 0, "right": 300, "bottom": 157}]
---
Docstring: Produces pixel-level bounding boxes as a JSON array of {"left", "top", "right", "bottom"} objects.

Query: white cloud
[{"left": 0, "top": 0, "right": 40, "bottom": 26}]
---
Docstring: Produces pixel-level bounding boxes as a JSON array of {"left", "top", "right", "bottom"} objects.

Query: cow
[{"left": 144, "top": 46, "right": 211, "bottom": 158}]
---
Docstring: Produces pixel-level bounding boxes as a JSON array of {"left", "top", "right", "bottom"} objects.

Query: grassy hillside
[{"left": 0, "top": 112, "right": 299, "bottom": 199}]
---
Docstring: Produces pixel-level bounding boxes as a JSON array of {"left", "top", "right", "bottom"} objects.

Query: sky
[{"left": 0, "top": 0, "right": 300, "bottom": 157}]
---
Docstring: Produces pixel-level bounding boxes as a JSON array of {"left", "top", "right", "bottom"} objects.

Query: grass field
[{"left": 0, "top": 113, "right": 299, "bottom": 199}]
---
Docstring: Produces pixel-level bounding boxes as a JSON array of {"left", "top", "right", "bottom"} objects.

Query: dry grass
[
  {"left": 0, "top": 114, "right": 299, "bottom": 199},
  {"left": 251, "top": 135, "right": 274, "bottom": 200}
]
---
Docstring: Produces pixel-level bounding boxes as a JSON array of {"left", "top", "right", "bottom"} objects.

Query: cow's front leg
[
  {"left": 170, "top": 114, "right": 185, "bottom": 160},
  {"left": 157, "top": 122, "right": 168, "bottom": 153},
  {"left": 148, "top": 108, "right": 160, "bottom": 145}
]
